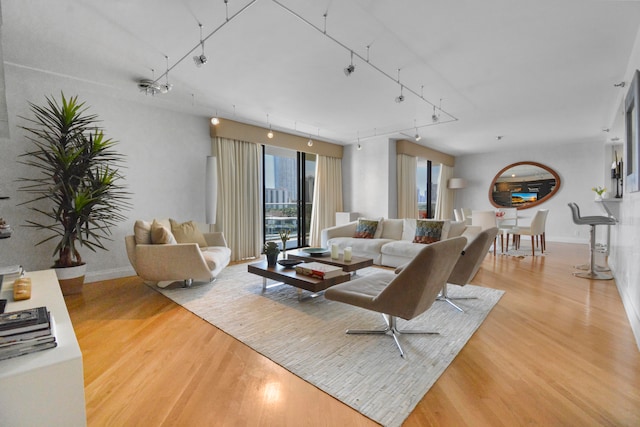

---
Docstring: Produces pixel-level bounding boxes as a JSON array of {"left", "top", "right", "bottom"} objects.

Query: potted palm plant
[{"left": 18, "top": 93, "right": 129, "bottom": 294}]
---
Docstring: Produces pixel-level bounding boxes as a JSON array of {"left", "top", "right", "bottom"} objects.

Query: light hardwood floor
[{"left": 65, "top": 242, "right": 640, "bottom": 426}]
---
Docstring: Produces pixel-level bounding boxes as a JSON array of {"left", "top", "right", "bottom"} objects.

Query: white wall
[
  {"left": 342, "top": 137, "right": 397, "bottom": 219},
  {"left": 0, "top": 64, "right": 212, "bottom": 282},
  {"left": 454, "top": 140, "right": 605, "bottom": 244}
]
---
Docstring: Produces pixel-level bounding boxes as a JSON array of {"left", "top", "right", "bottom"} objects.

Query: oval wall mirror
[{"left": 489, "top": 161, "right": 561, "bottom": 209}]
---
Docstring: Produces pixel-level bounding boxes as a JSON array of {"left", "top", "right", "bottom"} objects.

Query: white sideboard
[{"left": 0, "top": 269, "right": 86, "bottom": 426}]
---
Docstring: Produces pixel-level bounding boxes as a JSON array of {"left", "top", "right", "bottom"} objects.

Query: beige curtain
[
  {"left": 434, "top": 164, "right": 454, "bottom": 220},
  {"left": 397, "top": 154, "right": 418, "bottom": 218},
  {"left": 213, "top": 137, "right": 262, "bottom": 261},
  {"left": 309, "top": 155, "right": 343, "bottom": 246}
]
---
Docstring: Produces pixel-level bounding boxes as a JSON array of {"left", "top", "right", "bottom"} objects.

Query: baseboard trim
[
  {"left": 617, "top": 281, "right": 640, "bottom": 351},
  {"left": 85, "top": 267, "right": 136, "bottom": 283}
]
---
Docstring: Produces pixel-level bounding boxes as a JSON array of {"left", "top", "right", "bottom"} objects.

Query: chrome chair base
[
  {"left": 573, "top": 271, "right": 613, "bottom": 280},
  {"left": 436, "top": 283, "right": 477, "bottom": 312},
  {"left": 574, "top": 263, "right": 610, "bottom": 272},
  {"left": 346, "top": 314, "right": 438, "bottom": 358}
]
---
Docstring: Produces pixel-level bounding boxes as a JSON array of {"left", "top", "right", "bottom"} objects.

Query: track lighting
[
  {"left": 193, "top": 24, "right": 208, "bottom": 67},
  {"left": 160, "top": 56, "right": 172, "bottom": 93},
  {"left": 266, "top": 114, "right": 274, "bottom": 138},
  {"left": 344, "top": 51, "right": 355, "bottom": 76},
  {"left": 415, "top": 133, "right": 421, "bottom": 142},
  {"left": 395, "top": 85, "right": 405, "bottom": 103},
  {"left": 431, "top": 99, "right": 442, "bottom": 122},
  {"left": 307, "top": 139, "right": 313, "bottom": 147},
  {"left": 211, "top": 117, "right": 220, "bottom": 125},
  {"left": 614, "top": 81, "right": 626, "bottom": 88}
]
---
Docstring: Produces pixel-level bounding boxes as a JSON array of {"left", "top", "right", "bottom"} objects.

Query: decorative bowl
[
  {"left": 277, "top": 259, "right": 303, "bottom": 268},
  {"left": 300, "top": 247, "right": 329, "bottom": 257}
]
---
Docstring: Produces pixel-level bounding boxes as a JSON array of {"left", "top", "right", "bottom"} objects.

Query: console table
[{"left": 0, "top": 269, "right": 86, "bottom": 426}]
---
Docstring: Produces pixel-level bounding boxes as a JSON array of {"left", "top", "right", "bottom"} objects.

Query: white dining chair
[
  {"left": 471, "top": 210, "right": 497, "bottom": 254},
  {"left": 497, "top": 207, "right": 518, "bottom": 252}
]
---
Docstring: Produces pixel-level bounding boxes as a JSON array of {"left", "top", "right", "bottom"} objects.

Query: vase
[
  {"left": 54, "top": 263, "right": 86, "bottom": 295},
  {"left": 266, "top": 253, "right": 278, "bottom": 267},
  {"left": 595, "top": 194, "right": 603, "bottom": 201}
]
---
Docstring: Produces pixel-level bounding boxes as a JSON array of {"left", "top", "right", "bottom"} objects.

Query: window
[
  {"left": 263, "top": 146, "right": 315, "bottom": 249},
  {"left": 417, "top": 159, "right": 440, "bottom": 218}
]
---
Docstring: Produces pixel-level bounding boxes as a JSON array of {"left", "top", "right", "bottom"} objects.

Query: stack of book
[
  {"left": 295, "top": 262, "right": 343, "bottom": 279},
  {"left": 0, "top": 306, "right": 57, "bottom": 361}
]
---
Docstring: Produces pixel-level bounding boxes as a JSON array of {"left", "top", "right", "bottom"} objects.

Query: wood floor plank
[{"left": 65, "top": 243, "right": 640, "bottom": 426}]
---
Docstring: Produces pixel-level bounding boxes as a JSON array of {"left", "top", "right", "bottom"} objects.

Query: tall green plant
[{"left": 18, "top": 93, "right": 130, "bottom": 268}]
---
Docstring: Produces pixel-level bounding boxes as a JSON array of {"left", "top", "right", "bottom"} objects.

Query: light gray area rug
[{"left": 153, "top": 264, "right": 504, "bottom": 427}]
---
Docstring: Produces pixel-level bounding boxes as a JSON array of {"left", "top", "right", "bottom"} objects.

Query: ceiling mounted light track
[
  {"left": 271, "top": 0, "right": 458, "bottom": 128},
  {"left": 344, "top": 51, "right": 355, "bottom": 76},
  {"left": 193, "top": 23, "right": 208, "bottom": 67},
  {"left": 144, "top": 0, "right": 258, "bottom": 93}
]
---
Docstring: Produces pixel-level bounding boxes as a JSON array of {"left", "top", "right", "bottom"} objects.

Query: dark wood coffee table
[
  {"left": 247, "top": 261, "right": 351, "bottom": 301},
  {"left": 286, "top": 250, "right": 374, "bottom": 274}
]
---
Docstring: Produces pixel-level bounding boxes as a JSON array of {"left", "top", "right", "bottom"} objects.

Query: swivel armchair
[
  {"left": 438, "top": 227, "right": 499, "bottom": 312},
  {"left": 324, "top": 237, "right": 467, "bottom": 358}
]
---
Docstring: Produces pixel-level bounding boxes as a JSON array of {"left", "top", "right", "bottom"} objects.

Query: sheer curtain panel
[
  {"left": 213, "top": 137, "right": 263, "bottom": 261},
  {"left": 309, "top": 155, "right": 343, "bottom": 246},
  {"left": 397, "top": 154, "right": 418, "bottom": 218},
  {"left": 434, "top": 164, "right": 454, "bottom": 220}
]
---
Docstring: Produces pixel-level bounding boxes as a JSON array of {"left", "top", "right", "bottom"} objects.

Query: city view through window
[
  {"left": 264, "top": 146, "right": 315, "bottom": 249},
  {"left": 417, "top": 161, "right": 440, "bottom": 218}
]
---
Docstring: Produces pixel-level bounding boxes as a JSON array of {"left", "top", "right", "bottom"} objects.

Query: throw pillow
[
  {"left": 134, "top": 220, "right": 152, "bottom": 244},
  {"left": 150, "top": 220, "right": 177, "bottom": 244},
  {"left": 353, "top": 218, "right": 379, "bottom": 239},
  {"left": 170, "top": 219, "right": 208, "bottom": 248},
  {"left": 413, "top": 220, "right": 445, "bottom": 244}
]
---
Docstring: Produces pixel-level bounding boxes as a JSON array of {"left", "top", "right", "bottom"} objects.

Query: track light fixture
[
  {"left": 344, "top": 51, "right": 355, "bottom": 76},
  {"left": 267, "top": 114, "right": 274, "bottom": 139},
  {"left": 160, "top": 56, "right": 173, "bottom": 93},
  {"left": 412, "top": 120, "right": 421, "bottom": 141},
  {"left": 395, "top": 85, "right": 405, "bottom": 103},
  {"left": 431, "top": 98, "right": 442, "bottom": 122},
  {"left": 193, "top": 24, "right": 208, "bottom": 67},
  {"left": 307, "top": 139, "right": 313, "bottom": 147}
]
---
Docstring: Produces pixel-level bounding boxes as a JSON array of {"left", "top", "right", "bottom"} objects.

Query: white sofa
[
  {"left": 125, "top": 218, "right": 231, "bottom": 287},
  {"left": 321, "top": 218, "right": 481, "bottom": 268}
]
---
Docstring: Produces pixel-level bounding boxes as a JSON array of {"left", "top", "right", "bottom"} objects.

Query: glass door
[{"left": 263, "top": 146, "right": 315, "bottom": 249}]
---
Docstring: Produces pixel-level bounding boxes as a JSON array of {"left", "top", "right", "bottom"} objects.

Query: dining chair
[
  {"left": 497, "top": 207, "right": 518, "bottom": 252},
  {"left": 461, "top": 208, "right": 473, "bottom": 225},
  {"left": 471, "top": 210, "right": 497, "bottom": 254},
  {"left": 514, "top": 209, "right": 549, "bottom": 256}
]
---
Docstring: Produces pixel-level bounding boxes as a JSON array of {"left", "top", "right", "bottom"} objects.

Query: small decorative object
[
  {"left": 592, "top": 186, "right": 606, "bottom": 200},
  {"left": 495, "top": 211, "right": 505, "bottom": 218},
  {"left": 278, "top": 229, "right": 290, "bottom": 259},
  {"left": 300, "top": 247, "right": 329, "bottom": 257},
  {"left": 263, "top": 241, "right": 280, "bottom": 267},
  {"left": 277, "top": 259, "right": 302, "bottom": 269},
  {"left": 343, "top": 247, "right": 352, "bottom": 262},
  {"left": 330, "top": 244, "right": 339, "bottom": 259}
]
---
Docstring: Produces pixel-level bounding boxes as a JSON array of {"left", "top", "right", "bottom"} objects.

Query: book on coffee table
[{"left": 295, "top": 262, "right": 343, "bottom": 279}]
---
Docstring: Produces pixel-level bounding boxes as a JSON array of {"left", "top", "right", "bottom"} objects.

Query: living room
[{"left": 1, "top": 1, "right": 640, "bottom": 425}]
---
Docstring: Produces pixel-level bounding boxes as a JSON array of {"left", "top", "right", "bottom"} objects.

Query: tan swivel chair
[
  {"left": 324, "top": 237, "right": 467, "bottom": 358},
  {"left": 438, "top": 227, "right": 499, "bottom": 312},
  {"left": 514, "top": 209, "right": 549, "bottom": 256}
]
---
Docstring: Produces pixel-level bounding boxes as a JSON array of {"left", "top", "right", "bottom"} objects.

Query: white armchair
[{"left": 125, "top": 219, "right": 231, "bottom": 288}]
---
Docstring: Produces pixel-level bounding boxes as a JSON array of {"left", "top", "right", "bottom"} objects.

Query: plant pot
[
  {"left": 266, "top": 253, "right": 278, "bottom": 267},
  {"left": 54, "top": 263, "right": 86, "bottom": 295}
]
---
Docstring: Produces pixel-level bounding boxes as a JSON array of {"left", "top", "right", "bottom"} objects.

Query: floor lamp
[{"left": 205, "top": 156, "right": 218, "bottom": 231}]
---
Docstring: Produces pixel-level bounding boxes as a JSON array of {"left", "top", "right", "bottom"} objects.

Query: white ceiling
[{"left": 3, "top": 0, "right": 640, "bottom": 155}]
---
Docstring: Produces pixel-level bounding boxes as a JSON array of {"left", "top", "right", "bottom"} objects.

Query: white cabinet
[{"left": 0, "top": 269, "right": 86, "bottom": 426}]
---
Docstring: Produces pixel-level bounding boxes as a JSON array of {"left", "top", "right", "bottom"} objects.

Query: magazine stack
[{"left": 0, "top": 306, "right": 57, "bottom": 361}]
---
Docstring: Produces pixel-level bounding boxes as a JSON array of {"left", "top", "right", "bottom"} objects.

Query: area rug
[{"left": 152, "top": 264, "right": 504, "bottom": 427}]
